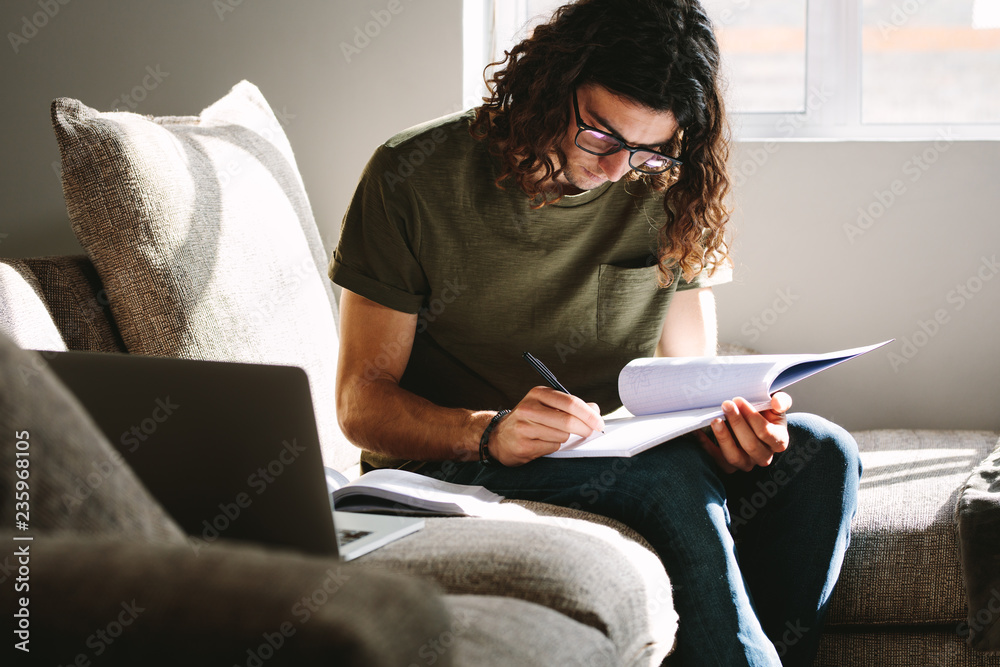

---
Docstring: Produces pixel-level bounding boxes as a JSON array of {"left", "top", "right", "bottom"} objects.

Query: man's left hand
[{"left": 697, "top": 392, "right": 793, "bottom": 473}]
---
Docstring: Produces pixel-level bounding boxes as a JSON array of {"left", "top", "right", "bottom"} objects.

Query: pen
[
  {"left": 522, "top": 351, "right": 570, "bottom": 394},
  {"left": 522, "top": 351, "right": 604, "bottom": 433}
]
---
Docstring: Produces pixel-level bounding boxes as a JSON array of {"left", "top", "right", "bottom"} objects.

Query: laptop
[{"left": 36, "top": 349, "right": 423, "bottom": 561}]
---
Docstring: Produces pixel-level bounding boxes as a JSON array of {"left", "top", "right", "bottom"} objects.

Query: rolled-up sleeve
[{"left": 328, "top": 145, "right": 429, "bottom": 314}]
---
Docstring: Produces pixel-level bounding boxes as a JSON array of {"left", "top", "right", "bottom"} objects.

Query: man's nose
[{"left": 599, "top": 151, "right": 633, "bottom": 182}]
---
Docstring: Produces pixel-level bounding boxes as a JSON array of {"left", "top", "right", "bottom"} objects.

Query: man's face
[{"left": 555, "top": 83, "right": 680, "bottom": 194}]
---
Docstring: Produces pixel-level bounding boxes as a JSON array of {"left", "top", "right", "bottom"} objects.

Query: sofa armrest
[
  {"left": 356, "top": 504, "right": 677, "bottom": 666},
  {"left": 21, "top": 534, "right": 453, "bottom": 667},
  {"left": 956, "top": 437, "right": 1000, "bottom": 652}
]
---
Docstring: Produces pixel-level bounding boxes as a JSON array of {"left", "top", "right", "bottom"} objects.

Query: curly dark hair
[{"left": 470, "top": 0, "right": 731, "bottom": 285}]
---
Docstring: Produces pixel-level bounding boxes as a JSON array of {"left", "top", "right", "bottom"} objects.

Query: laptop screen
[{"left": 38, "top": 349, "right": 341, "bottom": 557}]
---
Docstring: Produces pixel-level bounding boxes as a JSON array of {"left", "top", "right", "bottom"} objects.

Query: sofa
[{"left": 1, "top": 80, "right": 998, "bottom": 665}]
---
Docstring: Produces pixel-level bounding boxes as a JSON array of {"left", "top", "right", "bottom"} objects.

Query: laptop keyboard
[{"left": 337, "top": 528, "right": 372, "bottom": 546}]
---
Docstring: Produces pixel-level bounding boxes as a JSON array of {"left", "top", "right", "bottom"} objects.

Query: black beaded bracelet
[{"left": 479, "top": 409, "right": 510, "bottom": 467}]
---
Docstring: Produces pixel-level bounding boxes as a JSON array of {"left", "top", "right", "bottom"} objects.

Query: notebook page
[
  {"left": 619, "top": 356, "right": 776, "bottom": 416},
  {"left": 549, "top": 406, "right": 723, "bottom": 458},
  {"left": 618, "top": 340, "right": 893, "bottom": 417},
  {"left": 765, "top": 341, "right": 893, "bottom": 392}
]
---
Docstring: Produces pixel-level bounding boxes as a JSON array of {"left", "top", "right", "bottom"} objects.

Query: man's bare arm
[
  {"left": 336, "top": 289, "right": 603, "bottom": 465},
  {"left": 657, "top": 287, "right": 718, "bottom": 357},
  {"left": 336, "top": 289, "right": 489, "bottom": 462}
]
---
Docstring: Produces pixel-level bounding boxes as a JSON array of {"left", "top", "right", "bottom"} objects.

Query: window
[
  {"left": 702, "top": 0, "right": 808, "bottom": 114},
  {"left": 465, "top": 0, "right": 1000, "bottom": 139},
  {"left": 862, "top": 0, "right": 1000, "bottom": 125}
]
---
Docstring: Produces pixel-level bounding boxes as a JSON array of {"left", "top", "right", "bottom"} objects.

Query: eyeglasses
[{"left": 572, "top": 90, "right": 682, "bottom": 174}]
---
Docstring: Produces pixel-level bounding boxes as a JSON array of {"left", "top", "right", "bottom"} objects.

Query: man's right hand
[{"left": 489, "top": 386, "right": 605, "bottom": 466}]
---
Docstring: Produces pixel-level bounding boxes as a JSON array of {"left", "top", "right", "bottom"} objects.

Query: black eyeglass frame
[{"left": 572, "top": 89, "right": 683, "bottom": 174}]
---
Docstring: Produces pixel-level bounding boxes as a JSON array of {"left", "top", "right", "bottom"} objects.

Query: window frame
[{"left": 465, "top": 0, "right": 1000, "bottom": 141}]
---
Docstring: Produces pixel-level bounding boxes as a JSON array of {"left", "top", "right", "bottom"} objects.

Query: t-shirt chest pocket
[{"left": 596, "top": 263, "right": 676, "bottom": 353}]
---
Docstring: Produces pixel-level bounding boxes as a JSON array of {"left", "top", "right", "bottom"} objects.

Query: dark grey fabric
[
  {"left": 22, "top": 255, "right": 127, "bottom": 353},
  {"left": 957, "top": 438, "right": 1000, "bottom": 652},
  {"left": 0, "top": 330, "right": 183, "bottom": 542},
  {"left": 22, "top": 533, "right": 453, "bottom": 667}
]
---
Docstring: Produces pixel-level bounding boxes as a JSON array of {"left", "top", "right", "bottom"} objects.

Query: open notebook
[{"left": 549, "top": 340, "right": 892, "bottom": 458}]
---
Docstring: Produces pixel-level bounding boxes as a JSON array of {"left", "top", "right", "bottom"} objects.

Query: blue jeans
[{"left": 417, "top": 413, "right": 861, "bottom": 666}]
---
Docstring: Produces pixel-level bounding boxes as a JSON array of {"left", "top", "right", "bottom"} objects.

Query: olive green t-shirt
[{"left": 329, "top": 110, "right": 731, "bottom": 469}]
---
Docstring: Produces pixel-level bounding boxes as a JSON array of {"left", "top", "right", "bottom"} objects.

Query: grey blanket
[{"left": 956, "top": 440, "right": 1000, "bottom": 652}]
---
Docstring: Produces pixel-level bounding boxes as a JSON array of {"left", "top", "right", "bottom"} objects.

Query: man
[{"left": 329, "top": 1, "right": 860, "bottom": 664}]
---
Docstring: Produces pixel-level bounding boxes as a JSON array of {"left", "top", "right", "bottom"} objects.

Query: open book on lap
[{"left": 548, "top": 340, "right": 893, "bottom": 458}]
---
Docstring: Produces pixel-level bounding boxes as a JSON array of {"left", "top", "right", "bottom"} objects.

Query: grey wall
[
  {"left": 0, "top": 0, "right": 463, "bottom": 257},
  {"left": 719, "top": 140, "right": 1000, "bottom": 432},
  {"left": 1, "top": 1, "right": 998, "bottom": 432}
]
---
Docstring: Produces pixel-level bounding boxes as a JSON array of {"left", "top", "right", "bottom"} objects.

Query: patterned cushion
[
  {"left": 0, "top": 330, "right": 183, "bottom": 541},
  {"left": 0, "top": 260, "right": 66, "bottom": 351},
  {"left": 50, "top": 81, "right": 355, "bottom": 471},
  {"left": 828, "top": 429, "right": 1000, "bottom": 626},
  {"left": 21, "top": 255, "right": 126, "bottom": 353}
]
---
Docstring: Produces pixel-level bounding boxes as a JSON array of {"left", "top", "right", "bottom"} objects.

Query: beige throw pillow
[
  {"left": 0, "top": 260, "right": 67, "bottom": 352},
  {"left": 51, "top": 81, "right": 356, "bottom": 471}
]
